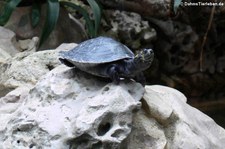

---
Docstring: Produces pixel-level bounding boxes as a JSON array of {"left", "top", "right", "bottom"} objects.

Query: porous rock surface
[
  {"left": 0, "top": 43, "right": 76, "bottom": 97},
  {"left": 0, "top": 65, "right": 144, "bottom": 149},
  {"left": 105, "top": 10, "right": 156, "bottom": 49}
]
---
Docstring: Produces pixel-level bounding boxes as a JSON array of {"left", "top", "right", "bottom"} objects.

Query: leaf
[
  {"left": 31, "top": 2, "right": 41, "bottom": 28},
  {"left": 173, "top": 0, "right": 182, "bottom": 14},
  {"left": 0, "top": 0, "right": 22, "bottom": 26},
  {"left": 60, "top": 1, "right": 95, "bottom": 37},
  {"left": 87, "top": 0, "right": 101, "bottom": 37},
  {"left": 39, "top": 0, "right": 60, "bottom": 47}
]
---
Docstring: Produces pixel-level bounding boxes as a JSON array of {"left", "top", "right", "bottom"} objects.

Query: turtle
[{"left": 59, "top": 36, "right": 154, "bottom": 85}]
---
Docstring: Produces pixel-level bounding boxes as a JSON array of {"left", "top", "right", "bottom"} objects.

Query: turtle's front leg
[
  {"left": 107, "top": 64, "right": 120, "bottom": 84},
  {"left": 135, "top": 72, "right": 146, "bottom": 86}
]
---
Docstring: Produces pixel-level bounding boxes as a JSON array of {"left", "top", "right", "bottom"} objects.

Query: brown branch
[{"left": 199, "top": 4, "right": 216, "bottom": 72}]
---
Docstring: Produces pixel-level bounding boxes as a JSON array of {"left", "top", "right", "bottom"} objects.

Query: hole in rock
[
  {"left": 17, "top": 140, "right": 20, "bottom": 144},
  {"left": 29, "top": 143, "right": 35, "bottom": 148},
  {"left": 97, "top": 122, "right": 111, "bottom": 136},
  {"left": 128, "top": 90, "right": 132, "bottom": 94},
  {"left": 92, "top": 141, "right": 103, "bottom": 149},
  {"left": 103, "top": 87, "right": 110, "bottom": 92},
  {"left": 67, "top": 134, "right": 94, "bottom": 148},
  {"left": 46, "top": 64, "right": 54, "bottom": 71},
  {"left": 111, "top": 129, "right": 124, "bottom": 138}
]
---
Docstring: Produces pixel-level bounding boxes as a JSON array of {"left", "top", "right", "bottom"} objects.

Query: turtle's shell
[{"left": 59, "top": 36, "right": 134, "bottom": 64}]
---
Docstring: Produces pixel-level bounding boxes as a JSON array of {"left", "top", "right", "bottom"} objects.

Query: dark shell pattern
[{"left": 59, "top": 36, "right": 135, "bottom": 64}]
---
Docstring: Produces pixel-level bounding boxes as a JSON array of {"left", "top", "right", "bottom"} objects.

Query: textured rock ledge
[
  {"left": 0, "top": 65, "right": 144, "bottom": 149},
  {"left": 125, "top": 85, "right": 225, "bottom": 149},
  {"left": 0, "top": 43, "right": 76, "bottom": 97}
]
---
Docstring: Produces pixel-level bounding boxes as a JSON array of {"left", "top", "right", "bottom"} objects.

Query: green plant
[
  {"left": 60, "top": 0, "right": 101, "bottom": 38},
  {"left": 0, "top": 0, "right": 101, "bottom": 47}
]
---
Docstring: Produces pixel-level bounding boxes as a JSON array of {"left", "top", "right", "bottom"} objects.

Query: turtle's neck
[
  {"left": 121, "top": 58, "right": 140, "bottom": 76},
  {"left": 125, "top": 56, "right": 152, "bottom": 73}
]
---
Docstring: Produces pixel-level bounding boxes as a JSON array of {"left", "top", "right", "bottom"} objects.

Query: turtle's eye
[
  {"left": 143, "top": 49, "right": 154, "bottom": 62},
  {"left": 143, "top": 49, "right": 153, "bottom": 55},
  {"left": 143, "top": 49, "right": 149, "bottom": 54}
]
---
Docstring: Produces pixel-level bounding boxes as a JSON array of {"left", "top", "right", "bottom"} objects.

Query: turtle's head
[{"left": 134, "top": 49, "right": 154, "bottom": 70}]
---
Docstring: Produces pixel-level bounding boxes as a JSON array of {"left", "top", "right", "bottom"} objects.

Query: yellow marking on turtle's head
[{"left": 135, "top": 49, "right": 154, "bottom": 63}]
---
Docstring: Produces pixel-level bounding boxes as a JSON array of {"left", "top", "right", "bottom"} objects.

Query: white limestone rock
[
  {"left": 0, "top": 27, "right": 21, "bottom": 62},
  {"left": 0, "top": 85, "right": 32, "bottom": 133},
  {"left": 1, "top": 65, "right": 225, "bottom": 148},
  {"left": 0, "top": 65, "right": 144, "bottom": 149},
  {"left": 0, "top": 43, "right": 76, "bottom": 97},
  {"left": 124, "top": 85, "right": 225, "bottom": 149},
  {"left": 18, "top": 37, "right": 39, "bottom": 52}
]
